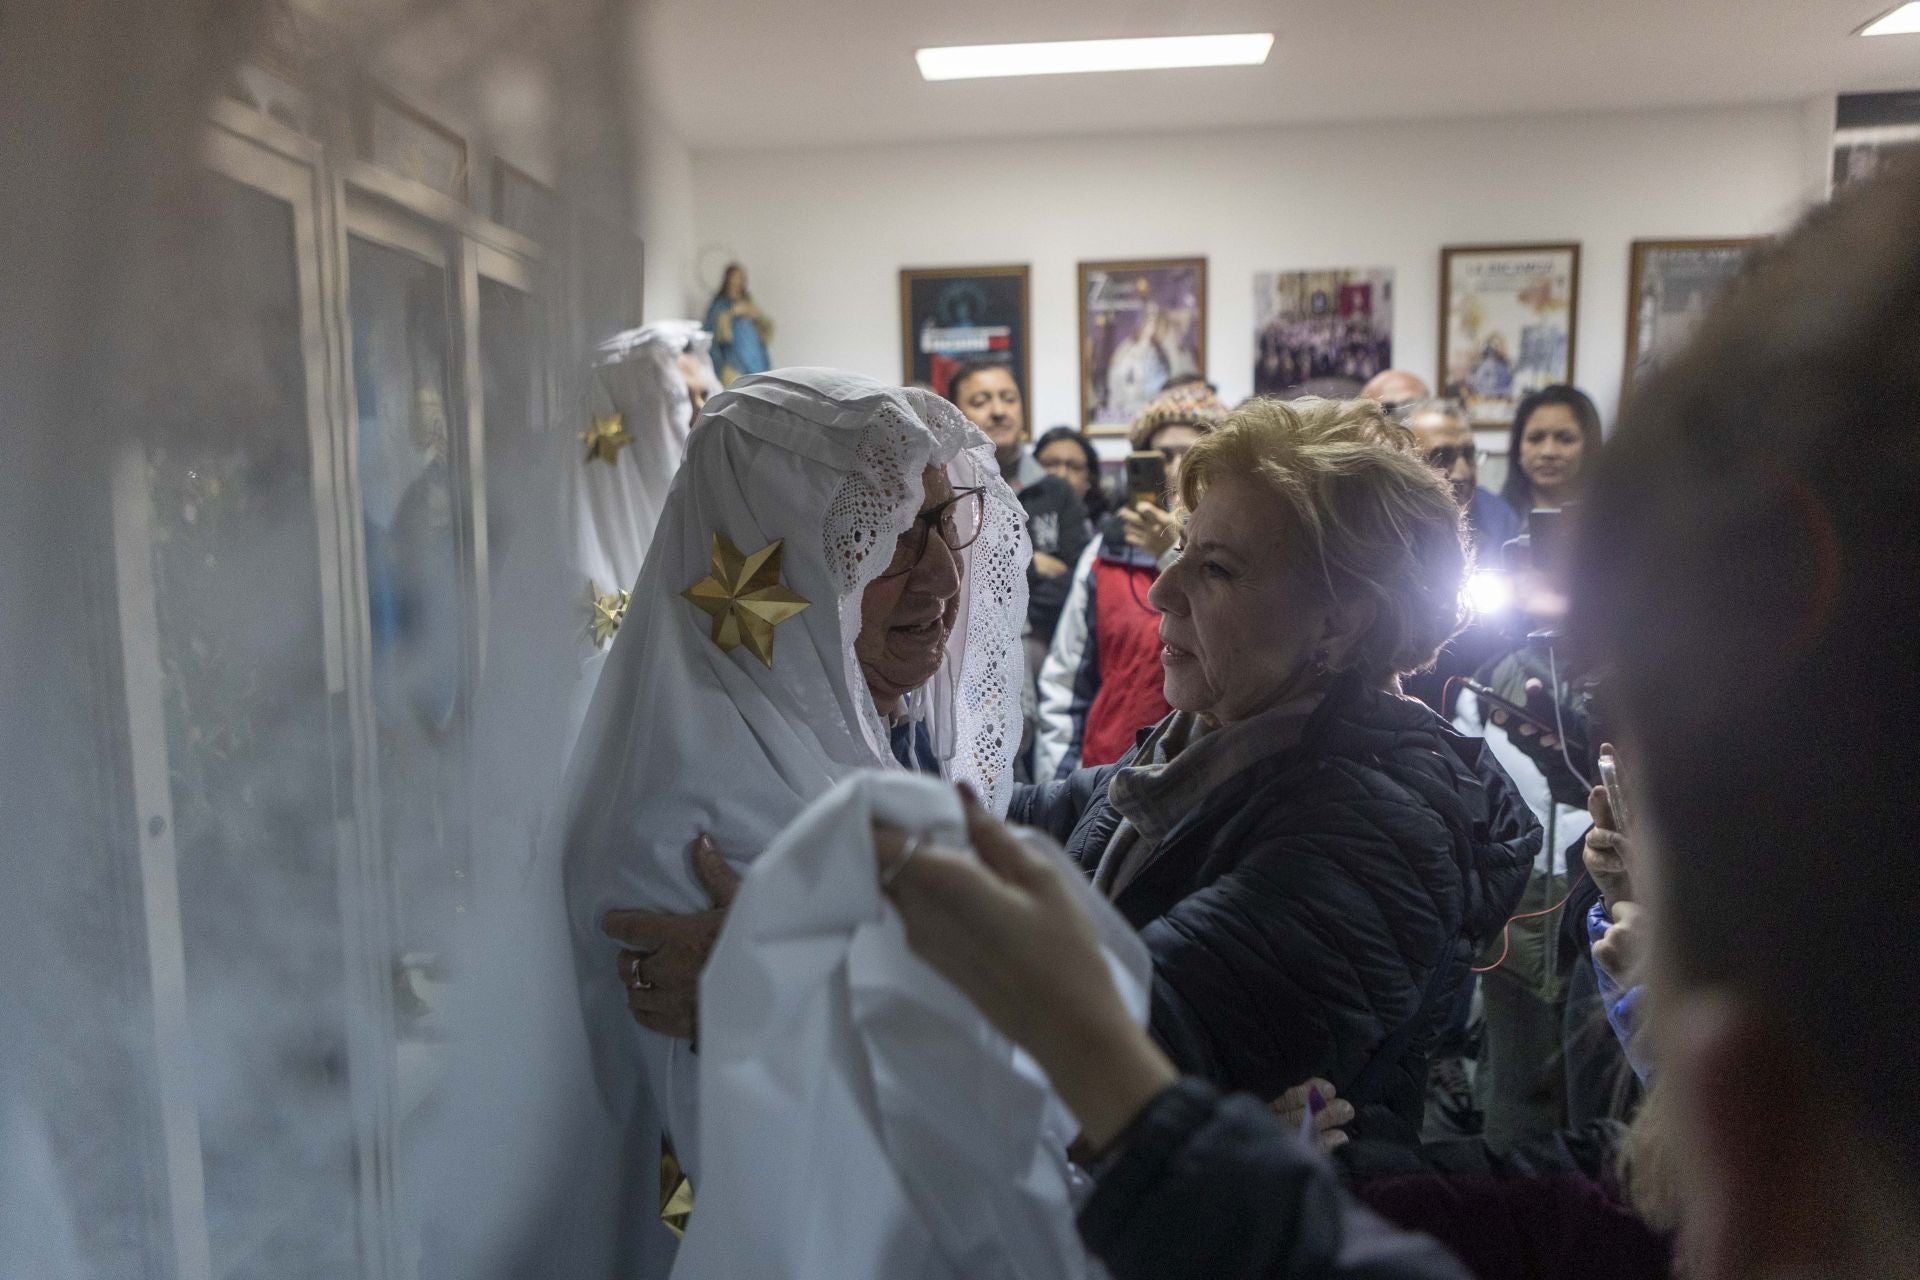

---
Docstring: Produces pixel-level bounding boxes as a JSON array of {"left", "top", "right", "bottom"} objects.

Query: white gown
[{"left": 559, "top": 369, "right": 1030, "bottom": 1274}]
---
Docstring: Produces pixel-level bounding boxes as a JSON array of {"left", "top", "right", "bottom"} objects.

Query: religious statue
[{"left": 703, "top": 262, "right": 774, "bottom": 386}]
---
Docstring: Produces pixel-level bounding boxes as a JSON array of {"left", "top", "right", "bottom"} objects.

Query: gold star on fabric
[
  {"left": 681, "top": 534, "right": 810, "bottom": 667},
  {"left": 659, "top": 1138, "right": 694, "bottom": 1238},
  {"left": 581, "top": 412, "right": 634, "bottom": 466},
  {"left": 588, "top": 579, "right": 631, "bottom": 647}
]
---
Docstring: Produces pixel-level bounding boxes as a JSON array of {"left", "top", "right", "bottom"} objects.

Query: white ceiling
[{"left": 637, "top": 0, "right": 1920, "bottom": 152}]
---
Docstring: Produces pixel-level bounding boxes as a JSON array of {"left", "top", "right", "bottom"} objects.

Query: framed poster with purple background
[{"left": 1078, "top": 257, "right": 1207, "bottom": 434}]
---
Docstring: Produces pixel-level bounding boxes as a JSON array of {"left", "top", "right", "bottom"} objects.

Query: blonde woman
[{"left": 1010, "top": 397, "right": 1537, "bottom": 1140}]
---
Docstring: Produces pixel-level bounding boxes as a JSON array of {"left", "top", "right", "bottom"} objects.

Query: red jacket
[{"left": 1035, "top": 535, "right": 1171, "bottom": 778}]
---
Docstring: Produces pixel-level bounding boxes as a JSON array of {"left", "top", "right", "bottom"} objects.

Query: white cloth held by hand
[{"left": 675, "top": 771, "right": 1148, "bottom": 1280}]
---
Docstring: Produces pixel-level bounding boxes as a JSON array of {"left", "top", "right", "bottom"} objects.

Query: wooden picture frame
[
  {"left": 1622, "top": 237, "right": 1761, "bottom": 395},
  {"left": 1078, "top": 256, "right": 1208, "bottom": 435},
  {"left": 1438, "top": 242, "right": 1580, "bottom": 430},
  {"left": 364, "top": 89, "right": 469, "bottom": 203},
  {"left": 898, "top": 264, "right": 1031, "bottom": 403}
]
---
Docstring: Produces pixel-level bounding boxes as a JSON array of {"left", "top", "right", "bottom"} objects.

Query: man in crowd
[
  {"left": 1401, "top": 398, "right": 1521, "bottom": 559},
  {"left": 1359, "top": 368, "right": 1430, "bottom": 412}
]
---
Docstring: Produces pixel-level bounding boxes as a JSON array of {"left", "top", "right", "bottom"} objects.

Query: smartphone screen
[{"left": 1125, "top": 451, "right": 1167, "bottom": 508}]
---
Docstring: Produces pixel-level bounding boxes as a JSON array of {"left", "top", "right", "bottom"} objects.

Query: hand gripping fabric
[{"left": 674, "top": 771, "right": 1150, "bottom": 1280}]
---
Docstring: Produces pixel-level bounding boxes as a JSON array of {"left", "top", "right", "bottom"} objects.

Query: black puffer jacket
[{"left": 1010, "top": 675, "right": 1537, "bottom": 1136}]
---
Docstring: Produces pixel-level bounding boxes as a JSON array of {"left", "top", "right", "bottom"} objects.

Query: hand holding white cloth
[{"left": 674, "top": 772, "right": 1148, "bottom": 1280}]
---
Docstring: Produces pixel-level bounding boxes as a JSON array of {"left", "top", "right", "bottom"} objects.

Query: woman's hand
[
  {"left": 876, "top": 789, "right": 1177, "bottom": 1149},
  {"left": 1583, "top": 781, "right": 1635, "bottom": 915},
  {"left": 1118, "top": 502, "right": 1180, "bottom": 562},
  {"left": 1271, "top": 1078, "right": 1354, "bottom": 1154},
  {"left": 600, "top": 834, "right": 740, "bottom": 1040},
  {"left": 1032, "top": 552, "right": 1070, "bottom": 578}
]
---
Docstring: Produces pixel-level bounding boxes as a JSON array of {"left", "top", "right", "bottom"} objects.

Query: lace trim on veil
[{"left": 819, "top": 393, "right": 1027, "bottom": 816}]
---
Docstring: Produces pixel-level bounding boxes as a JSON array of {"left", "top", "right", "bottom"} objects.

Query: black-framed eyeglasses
[
  {"left": 1424, "top": 445, "right": 1482, "bottom": 470},
  {"left": 877, "top": 486, "right": 986, "bottom": 578}
]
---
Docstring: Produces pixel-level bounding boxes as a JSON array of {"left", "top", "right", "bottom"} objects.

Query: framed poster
[
  {"left": 1439, "top": 243, "right": 1580, "bottom": 428},
  {"left": 1078, "top": 257, "right": 1207, "bottom": 433},
  {"left": 1254, "top": 268, "right": 1393, "bottom": 399},
  {"left": 898, "top": 264, "right": 1030, "bottom": 400},
  {"left": 1623, "top": 238, "right": 1760, "bottom": 391}
]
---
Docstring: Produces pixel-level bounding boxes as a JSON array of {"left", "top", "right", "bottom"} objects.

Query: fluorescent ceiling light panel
[
  {"left": 1858, "top": 3, "right": 1920, "bottom": 35},
  {"left": 916, "top": 33, "right": 1275, "bottom": 81}
]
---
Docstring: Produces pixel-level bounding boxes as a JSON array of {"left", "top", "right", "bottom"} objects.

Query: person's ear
[
  {"left": 1320, "top": 597, "right": 1378, "bottom": 669},
  {"left": 1667, "top": 991, "right": 1834, "bottom": 1280}
]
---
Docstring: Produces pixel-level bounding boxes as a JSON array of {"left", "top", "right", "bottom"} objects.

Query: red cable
[{"left": 1472, "top": 872, "right": 1588, "bottom": 974}]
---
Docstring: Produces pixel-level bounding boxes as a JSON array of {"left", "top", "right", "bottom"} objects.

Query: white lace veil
[{"left": 560, "top": 367, "right": 1027, "bottom": 1183}]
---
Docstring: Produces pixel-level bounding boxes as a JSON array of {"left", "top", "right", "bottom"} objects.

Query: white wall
[
  {"left": 690, "top": 102, "right": 1818, "bottom": 445},
  {"left": 632, "top": 99, "right": 701, "bottom": 322}
]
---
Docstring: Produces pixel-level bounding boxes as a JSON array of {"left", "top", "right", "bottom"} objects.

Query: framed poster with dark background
[{"left": 899, "top": 265, "right": 1031, "bottom": 401}]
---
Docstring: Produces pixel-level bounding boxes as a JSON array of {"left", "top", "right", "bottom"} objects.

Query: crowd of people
[
  {"left": 569, "top": 163, "right": 1920, "bottom": 1280},
  {"left": 15, "top": 7, "right": 1918, "bottom": 1279},
  {"left": 1255, "top": 309, "right": 1394, "bottom": 396}
]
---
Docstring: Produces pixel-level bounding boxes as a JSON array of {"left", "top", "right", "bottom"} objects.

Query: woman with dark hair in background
[
  {"left": 1499, "top": 385, "right": 1602, "bottom": 522},
  {"left": 1462, "top": 382, "right": 1605, "bottom": 1148},
  {"left": 1034, "top": 425, "right": 1109, "bottom": 523}
]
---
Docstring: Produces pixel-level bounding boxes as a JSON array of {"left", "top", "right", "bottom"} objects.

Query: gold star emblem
[
  {"left": 588, "top": 579, "right": 631, "bottom": 647},
  {"left": 681, "top": 534, "right": 810, "bottom": 667},
  {"left": 581, "top": 412, "right": 634, "bottom": 466}
]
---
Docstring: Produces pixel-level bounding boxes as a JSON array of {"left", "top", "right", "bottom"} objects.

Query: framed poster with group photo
[
  {"left": 898, "top": 264, "right": 1031, "bottom": 401},
  {"left": 1253, "top": 267, "right": 1394, "bottom": 399},
  {"left": 1078, "top": 256, "right": 1207, "bottom": 434},
  {"left": 1622, "top": 237, "right": 1762, "bottom": 394},
  {"left": 1439, "top": 243, "right": 1580, "bottom": 428}
]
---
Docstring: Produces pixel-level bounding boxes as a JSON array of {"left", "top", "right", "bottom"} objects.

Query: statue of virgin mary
[{"left": 703, "top": 263, "right": 774, "bottom": 387}]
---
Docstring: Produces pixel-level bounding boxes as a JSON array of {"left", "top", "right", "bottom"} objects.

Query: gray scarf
[{"left": 1091, "top": 692, "right": 1323, "bottom": 900}]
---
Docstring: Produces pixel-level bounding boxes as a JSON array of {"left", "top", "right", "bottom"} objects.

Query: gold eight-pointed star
[
  {"left": 680, "top": 534, "right": 810, "bottom": 667},
  {"left": 588, "top": 579, "right": 631, "bottom": 647},
  {"left": 581, "top": 412, "right": 635, "bottom": 465}
]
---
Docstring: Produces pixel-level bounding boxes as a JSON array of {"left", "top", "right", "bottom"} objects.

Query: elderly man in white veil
[{"left": 561, "top": 368, "right": 1028, "bottom": 1261}]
